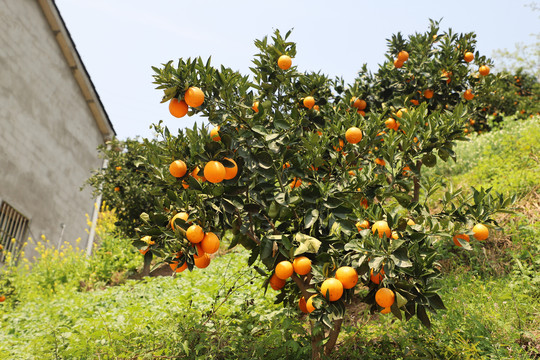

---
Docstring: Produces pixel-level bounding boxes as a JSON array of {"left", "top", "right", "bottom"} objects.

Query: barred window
[{"left": 0, "top": 202, "right": 29, "bottom": 263}]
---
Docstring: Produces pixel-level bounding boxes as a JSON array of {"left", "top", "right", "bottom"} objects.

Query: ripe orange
[
  {"left": 182, "top": 180, "right": 189, "bottom": 189},
  {"left": 335, "top": 266, "right": 358, "bottom": 289},
  {"left": 397, "top": 50, "right": 409, "bottom": 62},
  {"left": 320, "top": 278, "right": 344, "bottom": 301},
  {"left": 464, "top": 51, "right": 474, "bottom": 63},
  {"left": 169, "top": 160, "right": 187, "bottom": 178},
  {"left": 407, "top": 219, "right": 415, "bottom": 226},
  {"left": 115, "top": 166, "right": 122, "bottom": 171},
  {"left": 269, "top": 274, "right": 286, "bottom": 290},
  {"left": 453, "top": 233, "right": 470, "bottom": 247},
  {"left": 293, "top": 256, "right": 312, "bottom": 275},
  {"left": 194, "top": 253, "right": 211, "bottom": 268},
  {"left": 345, "top": 127, "right": 363, "bottom": 144},
  {"left": 290, "top": 177, "right": 302, "bottom": 189},
  {"left": 313, "top": 105, "right": 320, "bottom": 111},
  {"left": 392, "top": 231, "right": 399, "bottom": 240},
  {"left": 114, "top": 187, "right": 120, "bottom": 192},
  {"left": 204, "top": 161, "right": 226, "bottom": 183},
  {"left": 410, "top": 99, "right": 419, "bottom": 106},
  {"left": 357, "top": 110, "right": 366, "bottom": 116},
  {"left": 356, "top": 220, "right": 370, "bottom": 231},
  {"left": 479, "top": 65, "right": 490, "bottom": 76},
  {"left": 360, "top": 198, "right": 368, "bottom": 209},
  {"left": 169, "top": 98, "right": 189, "bottom": 118},
  {"left": 299, "top": 296, "right": 309, "bottom": 313},
  {"left": 352, "top": 98, "right": 367, "bottom": 110},
  {"left": 275, "top": 261, "right": 294, "bottom": 279},
  {"left": 0, "top": 295, "right": 5, "bottom": 302},
  {"left": 381, "top": 307, "right": 391, "bottom": 314},
  {"left": 394, "top": 59, "right": 404, "bottom": 68},
  {"left": 396, "top": 108, "right": 407, "bottom": 118},
  {"left": 184, "top": 87, "right": 204, "bottom": 107},
  {"left": 283, "top": 162, "right": 291, "bottom": 169},
  {"left": 210, "top": 126, "right": 221, "bottom": 141},
  {"left": 370, "top": 268, "right": 385, "bottom": 284},
  {"left": 306, "top": 295, "right": 317, "bottom": 313},
  {"left": 193, "top": 243, "right": 205, "bottom": 258},
  {"left": 374, "top": 158, "right": 386, "bottom": 166},
  {"left": 252, "top": 101, "right": 259, "bottom": 113},
  {"left": 303, "top": 96, "right": 315, "bottom": 109},
  {"left": 424, "top": 89, "right": 434, "bottom": 99},
  {"left": 372, "top": 220, "right": 391, "bottom": 238},
  {"left": 442, "top": 70, "right": 452, "bottom": 84},
  {"left": 139, "top": 247, "right": 149, "bottom": 255},
  {"left": 385, "top": 118, "right": 398, "bottom": 130},
  {"left": 170, "top": 261, "right": 187, "bottom": 273},
  {"left": 223, "top": 157, "right": 238, "bottom": 180},
  {"left": 278, "top": 55, "right": 292, "bottom": 70},
  {"left": 201, "top": 232, "right": 220, "bottom": 254},
  {"left": 170, "top": 212, "right": 189, "bottom": 230},
  {"left": 186, "top": 224, "right": 204, "bottom": 243},
  {"left": 192, "top": 166, "right": 206, "bottom": 182},
  {"left": 375, "top": 288, "right": 395, "bottom": 308},
  {"left": 333, "top": 139, "right": 344, "bottom": 152},
  {"left": 473, "top": 224, "right": 489, "bottom": 240},
  {"left": 463, "top": 89, "right": 474, "bottom": 101}
]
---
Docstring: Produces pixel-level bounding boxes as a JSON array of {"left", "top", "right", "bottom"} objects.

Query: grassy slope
[{"left": 1, "top": 117, "right": 539, "bottom": 359}]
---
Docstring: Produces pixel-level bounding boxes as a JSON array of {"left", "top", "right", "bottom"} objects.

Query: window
[{"left": 0, "top": 201, "right": 29, "bottom": 263}]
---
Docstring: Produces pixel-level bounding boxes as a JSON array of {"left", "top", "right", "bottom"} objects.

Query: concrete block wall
[{"left": 0, "top": 0, "right": 106, "bottom": 259}]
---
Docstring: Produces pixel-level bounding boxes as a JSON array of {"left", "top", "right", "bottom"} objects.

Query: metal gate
[{"left": 0, "top": 202, "right": 29, "bottom": 263}]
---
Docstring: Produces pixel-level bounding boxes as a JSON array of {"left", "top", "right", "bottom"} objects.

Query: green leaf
[
  {"left": 140, "top": 212, "right": 150, "bottom": 223},
  {"left": 390, "top": 248, "right": 412, "bottom": 268},
  {"left": 428, "top": 293, "right": 446, "bottom": 310},
  {"left": 304, "top": 209, "right": 319, "bottom": 229},
  {"left": 416, "top": 305, "right": 431, "bottom": 328},
  {"left": 257, "top": 151, "right": 274, "bottom": 169},
  {"left": 294, "top": 233, "right": 321, "bottom": 256},
  {"left": 396, "top": 291, "right": 408, "bottom": 308}
]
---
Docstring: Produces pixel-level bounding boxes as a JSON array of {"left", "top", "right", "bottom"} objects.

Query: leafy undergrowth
[
  {"left": 0, "top": 249, "right": 310, "bottom": 360},
  {"left": 427, "top": 115, "right": 540, "bottom": 196},
  {"left": 335, "top": 274, "right": 540, "bottom": 359},
  {"left": 1, "top": 116, "right": 539, "bottom": 359}
]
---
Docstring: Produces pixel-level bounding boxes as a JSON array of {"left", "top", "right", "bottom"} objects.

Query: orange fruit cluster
[
  {"left": 169, "top": 158, "right": 238, "bottom": 184},
  {"left": 169, "top": 86, "right": 205, "bottom": 118}
]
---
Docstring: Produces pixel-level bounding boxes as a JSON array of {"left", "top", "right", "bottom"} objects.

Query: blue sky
[{"left": 55, "top": 0, "right": 539, "bottom": 139}]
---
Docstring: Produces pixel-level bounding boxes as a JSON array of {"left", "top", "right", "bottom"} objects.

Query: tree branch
[
  {"left": 324, "top": 318, "right": 343, "bottom": 355},
  {"left": 413, "top": 160, "right": 422, "bottom": 202}
]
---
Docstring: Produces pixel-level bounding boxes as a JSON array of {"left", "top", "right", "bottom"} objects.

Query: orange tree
[
  {"left": 85, "top": 138, "right": 157, "bottom": 239},
  {"left": 472, "top": 68, "right": 540, "bottom": 130},
  {"left": 116, "top": 26, "right": 513, "bottom": 358}
]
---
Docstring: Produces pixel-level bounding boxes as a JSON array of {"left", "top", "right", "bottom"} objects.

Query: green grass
[
  {"left": 428, "top": 115, "right": 540, "bottom": 196},
  {"left": 336, "top": 274, "right": 540, "bottom": 359},
  {"left": 0, "top": 249, "right": 310, "bottom": 359}
]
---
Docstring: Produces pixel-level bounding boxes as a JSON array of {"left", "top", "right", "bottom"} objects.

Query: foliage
[
  {"left": 335, "top": 273, "right": 540, "bottom": 359},
  {"left": 427, "top": 115, "right": 540, "bottom": 196},
  {"left": 85, "top": 138, "right": 157, "bottom": 238},
  {"left": 0, "top": 249, "right": 310, "bottom": 360},
  {"left": 0, "top": 208, "right": 139, "bottom": 307},
  {"left": 471, "top": 69, "right": 540, "bottom": 131},
  {"left": 118, "top": 23, "right": 516, "bottom": 358}
]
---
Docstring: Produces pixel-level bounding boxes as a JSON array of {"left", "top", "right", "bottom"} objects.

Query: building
[{"left": 0, "top": 0, "right": 115, "bottom": 262}]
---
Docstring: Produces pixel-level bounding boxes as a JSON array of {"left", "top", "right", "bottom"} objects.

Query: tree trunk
[
  {"left": 311, "top": 321, "right": 324, "bottom": 360},
  {"left": 324, "top": 318, "right": 343, "bottom": 356}
]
